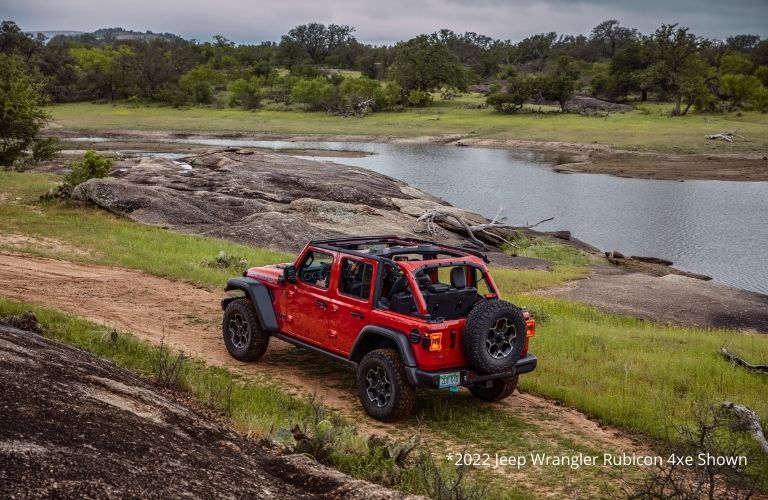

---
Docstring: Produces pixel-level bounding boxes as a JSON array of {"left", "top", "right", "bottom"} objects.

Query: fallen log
[
  {"left": 722, "top": 401, "right": 768, "bottom": 455},
  {"left": 720, "top": 347, "right": 768, "bottom": 374}
]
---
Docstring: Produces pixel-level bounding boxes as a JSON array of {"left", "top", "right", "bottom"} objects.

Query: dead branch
[
  {"left": 722, "top": 401, "right": 768, "bottom": 455},
  {"left": 416, "top": 208, "right": 553, "bottom": 250},
  {"left": 705, "top": 131, "right": 748, "bottom": 142},
  {"left": 720, "top": 347, "right": 768, "bottom": 374}
]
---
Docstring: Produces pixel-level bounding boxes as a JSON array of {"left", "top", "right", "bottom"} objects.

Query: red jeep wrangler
[{"left": 221, "top": 236, "right": 536, "bottom": 422}]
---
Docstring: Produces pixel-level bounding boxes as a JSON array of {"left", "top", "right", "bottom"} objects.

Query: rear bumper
[{"left": 405, "top": 354, "right": 537, "bottom": 388}]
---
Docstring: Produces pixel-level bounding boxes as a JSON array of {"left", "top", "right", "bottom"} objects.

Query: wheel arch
[
  {"left": 224, "top": 278, "right": 279, "bottom": 332},
  {"left": 349, "top": 325, "right": 417, "bottom": 375}
]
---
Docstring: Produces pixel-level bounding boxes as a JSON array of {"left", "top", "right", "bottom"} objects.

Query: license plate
[{"left": 438, "top": 372, "right": 461, "bottom": 388}]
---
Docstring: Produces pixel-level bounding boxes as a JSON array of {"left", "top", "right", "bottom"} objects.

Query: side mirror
[{"left": 283, "top": 265, "right": 297, "bottom": 284}]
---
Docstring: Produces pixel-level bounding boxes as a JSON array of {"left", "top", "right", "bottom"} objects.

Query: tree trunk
[
  {"left": 640, "top": 89, "right": 647, "bottom": 102},
  {"left": 673, "top": 93, "right": 682, "bottom": 116}
]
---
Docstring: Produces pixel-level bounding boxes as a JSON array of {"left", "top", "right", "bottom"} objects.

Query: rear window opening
[{"left": 380, "top": 264, "right": 489, "bottom": 321}]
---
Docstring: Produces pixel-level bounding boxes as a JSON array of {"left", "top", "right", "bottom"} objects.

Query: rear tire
[
  {"left": 356, "top": 348, "right": 415, "bottom": 422},
  {"left": 468, "top": 376, "right": 518, "bottom": 402},
  {"left": 222, "top": 298, "right": 269, "bottom": 362}
]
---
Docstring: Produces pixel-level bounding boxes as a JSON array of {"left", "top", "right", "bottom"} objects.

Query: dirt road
[{"left": 0, "top": 252, "right": 648, "bottom": 495}]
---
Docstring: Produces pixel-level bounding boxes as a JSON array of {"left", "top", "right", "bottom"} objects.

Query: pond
[{"left": 72, "top": 137, "right": 768, "bottom": 294}]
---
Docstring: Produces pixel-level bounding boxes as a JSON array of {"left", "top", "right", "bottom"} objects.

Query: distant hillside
[{"left": 31, "top": 27, "right": 181, "bottom": 43}]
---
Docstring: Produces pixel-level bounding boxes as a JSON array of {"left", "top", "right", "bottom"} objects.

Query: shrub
[
  {"left": 228, "top": 76, "right": 264, "bottom": 110},
  {"left": 290, "top": 77, "right": 338, "bottom": 111},
  {"left": 61, "top": 150, "right": 112, "bottom": 194},
  {"left": 407, "top": 89, "right": 432, "bottom": 108},
  {"left": 721, "top": 74, "right": 764, "bottom": 109}
]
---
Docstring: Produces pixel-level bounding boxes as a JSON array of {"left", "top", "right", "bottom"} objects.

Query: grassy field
[
  {"left": 1, "top": 170, "right": 766, "bottom": 445},
  {"left": 48, "top": 99, "right": 768, "bottom": 154}
]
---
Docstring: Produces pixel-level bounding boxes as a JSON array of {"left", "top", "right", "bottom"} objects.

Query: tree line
[
  {"left": 2, "top": 19, "right": 768, "bottom": 165},
  {"left": 2, "top": 19, "right": 767, "bottom": 114}
]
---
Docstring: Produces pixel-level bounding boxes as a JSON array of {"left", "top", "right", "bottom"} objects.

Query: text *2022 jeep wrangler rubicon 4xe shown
[{"left": 221, "top": 236, "right": 537, "bottom": 422}]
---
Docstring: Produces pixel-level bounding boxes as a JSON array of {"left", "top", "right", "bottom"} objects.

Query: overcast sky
[{"left": 5, "top": 0, "right": 767, "bottom": 44}]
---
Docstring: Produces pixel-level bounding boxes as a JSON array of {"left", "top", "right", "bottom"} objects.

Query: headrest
[{"left": 450, "top": 267, "right": 466, "bottom": 289}]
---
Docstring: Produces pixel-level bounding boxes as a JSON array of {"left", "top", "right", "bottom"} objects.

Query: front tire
[
  {"left": 469, "top": 376, "right": 518, "bottom": 402},
  {"left": 356, "top": 348, "right": 415, "bottom": 422},
  {"left": 222, "top": 298, "right": 269, "bottom": 362}
]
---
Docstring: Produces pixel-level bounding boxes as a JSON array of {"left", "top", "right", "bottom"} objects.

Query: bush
[
  {"left": 61, "top": 150, "right": 112, "bottom": 194},
  {"left": 228, "top": 76, "right": 264, "bottom": 110},
  {"left": 721, "top": 74, "right": 764, "bottom": 109},
  {"left": 407, "top": 89, "right": 432, "bottom": 108},
  {"left": 290, "top": 77, "right": 338, "bottom": 111}
]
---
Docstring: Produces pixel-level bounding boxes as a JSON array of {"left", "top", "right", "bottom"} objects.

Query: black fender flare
[
  {"left": 223, "top": 278, "right": 279, "bottom": 332},
  {"left": 349, "top": 325, "right": 417, "bottom": 372}
]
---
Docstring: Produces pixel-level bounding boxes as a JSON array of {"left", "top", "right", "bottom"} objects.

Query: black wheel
[
  {"left": 469, "top": 376, "right": 518, "bottom": 402},
  {"left": 222, "top": 298, "right": 269, "bottom": 362},
  {"left": 356, "top": 348, "right": 415, "bottom": 422},
  {"left": 462, "top": 300, "right": 527, "bottom": 374}
]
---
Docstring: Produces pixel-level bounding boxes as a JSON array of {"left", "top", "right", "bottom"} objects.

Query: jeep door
[
  {"left": 284, "top": 249, "right": 334, "bottom": 345},
  {"left": 328, "top": 256, "right": 377, "bottom": 355}
]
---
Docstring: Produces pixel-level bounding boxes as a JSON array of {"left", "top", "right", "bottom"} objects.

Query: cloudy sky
[{"left": 5, "top": 0, "right": 767, "bottom": 44}]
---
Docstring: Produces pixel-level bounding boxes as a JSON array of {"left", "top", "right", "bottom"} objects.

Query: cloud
[{"left": 4, "top": 0, "right": 767, "bottom": 44}]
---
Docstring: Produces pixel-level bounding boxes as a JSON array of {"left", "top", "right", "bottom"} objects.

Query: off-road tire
[
  {"left": 462, "top": 299, "right": 527, "bottom": 374},
  {"left": 468, "top": 376, "right": 518, "bottom": 402},
  {"left": 356, "top": 348, "right": 415, "bottom": 422},
  {"left": 222, "top": 298, "right": 269, "bottom": 362}
]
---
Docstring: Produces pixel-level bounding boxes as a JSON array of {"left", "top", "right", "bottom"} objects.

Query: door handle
[
  {"left": 315, "top": 300, "right": 327, "bottom": 310},
  {"left": 351, "top": 311, "right": 364, "bottom": 319}
]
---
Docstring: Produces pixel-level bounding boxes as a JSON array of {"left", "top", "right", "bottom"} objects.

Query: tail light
[
  {"left": 525, "top": 320, "right": 536, "bottom": 338},
  {"left": 428, "top": 333, "right": 442, "bottom": 352}
]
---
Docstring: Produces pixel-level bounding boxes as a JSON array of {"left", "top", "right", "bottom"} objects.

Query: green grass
[
  {"left": 0, "top": 172, "right": 291, "bottom": 289},
  {"left": 48, "top": 100, "right": 768, "bottom": 154},
  {"left": 506, "top": 295, "right": 768, "bottom": 439},
  {"left": 1, "top": 171, "right": 767, "bottom": 488}
]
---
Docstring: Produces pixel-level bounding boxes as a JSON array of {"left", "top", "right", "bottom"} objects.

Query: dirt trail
[{"left": 0, "top": 252, "right": 647, "bottom": 462}]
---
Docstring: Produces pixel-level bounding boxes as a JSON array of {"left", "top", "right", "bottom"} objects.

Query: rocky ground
[{"left": 0, "top": 322, "right": 419, "bottom": 499}]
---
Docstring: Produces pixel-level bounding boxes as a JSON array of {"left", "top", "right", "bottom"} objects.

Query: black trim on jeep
[
  {"left": 349, "top": 325, "right": 417, "bottom": 367},
  {"left": 224, "top": 278, "right": 279, "bottom": 332},
  {"left": 405, "top": 354, "right": 538, "bottom": 388}
]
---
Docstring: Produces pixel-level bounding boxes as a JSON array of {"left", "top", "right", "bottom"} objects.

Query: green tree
[
  {"left": 486, "top": 76, "right": 533, "bottom": 113},
  {"left": 0, "top": 54, "right": 54, "bottom": 167},
  {"left": 339, "top": 76, "right": 383, "bottom": 111},
  {"left": 228, "top": 76, "right": 264, "bottom": 109},
  {"left": 536, "top": 73, "right": 578, "bottom": 112},
  {"left": 389, "top": 35, "right": 471, "bottom": 94},
  {"left": 721, "top": 74, "right": 763, "bottom": 109},
  {"left": 589, "top": 20, "right": 638, "bottom": 58},
  {"left": 720, "top": 52, "right": 753, "bottom": 75},
  {"left": 69, "top": 45, "right": 136, "bottom": 101},
  {"left": 652, "top": 24, "right": 702, "bottom": 116},
  {"left": 179, "top": 64, "right": 225, "bottom": 105}
]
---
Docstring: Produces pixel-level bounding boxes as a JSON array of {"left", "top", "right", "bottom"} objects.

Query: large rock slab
[{"left": 73, "top": 150, "right": 472, "bottom": 253}]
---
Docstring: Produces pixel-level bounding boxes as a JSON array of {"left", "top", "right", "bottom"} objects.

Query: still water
[{"left": 75, "top": 137, "right": 768, "bottom": 294}]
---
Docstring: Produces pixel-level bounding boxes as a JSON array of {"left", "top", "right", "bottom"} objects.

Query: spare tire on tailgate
[{"left": 462, "top": 299, "right": 527, "bottom": 374}]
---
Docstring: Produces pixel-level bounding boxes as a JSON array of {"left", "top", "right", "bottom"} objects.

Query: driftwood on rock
[
  {"left": 722, "top": 401, "right": 768, "bottom": 455},
  {"left": 720, "top": 347, "right": 768, "bottom": 374},
  {"left": 416, "top": 207, "right": 553, "bottom": 249},
  {"left": 705, "top": 131, "right": 748, "bottom": 142}
]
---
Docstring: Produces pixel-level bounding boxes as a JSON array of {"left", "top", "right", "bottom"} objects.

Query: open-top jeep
[{"left": 222, "top": 236, "right": 536, "bottom": 422}]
